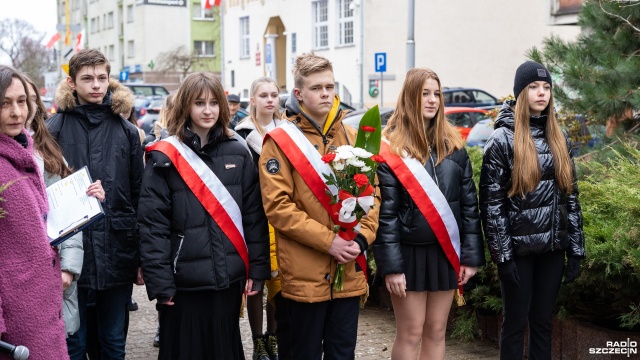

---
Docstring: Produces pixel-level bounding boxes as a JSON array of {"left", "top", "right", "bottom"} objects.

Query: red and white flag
[
  {"left": 203, "top": 0, "right": 221, "bottom": 9},
  {"left": 45, "top": 33, "right": 61, "bottom": 49},
  {"left": 75, "top": 29, "right": 85, "bottom": 53}
]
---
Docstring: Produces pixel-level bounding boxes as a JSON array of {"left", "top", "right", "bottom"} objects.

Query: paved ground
[{"left": 126, "top": 285, "right": 499, "bottom": 359}]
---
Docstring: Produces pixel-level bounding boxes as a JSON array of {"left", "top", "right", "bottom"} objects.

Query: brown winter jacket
[{"left": 259, "top": 95, "right": 380, "bottom": 303}]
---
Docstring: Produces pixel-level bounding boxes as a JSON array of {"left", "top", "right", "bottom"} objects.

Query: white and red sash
[
  {"left": 266, "top": 121, "right": 368, "bottom": 281},
  {"left": 146, "top": 136, "right": 249, "bottom": 278},
  {"left": 380, "top": 141, "right": 461, "bottom": 277}
]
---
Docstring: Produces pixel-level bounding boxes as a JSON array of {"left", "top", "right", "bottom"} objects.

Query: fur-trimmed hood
[{"left": 54, "top": 78, "right": 134, "bottom": 116}]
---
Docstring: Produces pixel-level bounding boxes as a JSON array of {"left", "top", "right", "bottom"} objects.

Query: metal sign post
[{"left": 375, "top": 52, "right": 387, "bottom": 108}]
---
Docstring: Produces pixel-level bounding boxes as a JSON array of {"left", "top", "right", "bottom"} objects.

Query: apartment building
[
  {"left": 56, "top": 0, "right": 221, "bottom": 90},
  {"left": 222, "top": 0, "right": 582, "bottom": 109}
]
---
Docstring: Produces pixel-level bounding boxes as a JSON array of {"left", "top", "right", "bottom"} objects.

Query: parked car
[
  {"left": 343, "top": 106, "right": 489, "bottom": 140},
  {"left": 342, "top": 107, "right": 395, "bottom": 129},
  {"left": 41, "top": 97, "right": 57, "bottom": 114},
  {"left": 465, "top": 119, "right": 495, "bottom": 148},
  {"left": 137, "top": 99, "right": 165, "bottom": 135},
  {"left": 124, "top": 83, "right": 170, "bottom": 97},
  {"left": 445, "top": 107, "right": 490, "bottom": 140},
  {"left": 443, "top": 87, "right": 501, "bottom": 109},
  {"left": 134, "top": 97, "right": 153, "bottom": 119}
]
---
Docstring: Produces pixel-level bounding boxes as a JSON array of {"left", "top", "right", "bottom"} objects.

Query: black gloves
[
  {"left": 564, "top": 256, "right": 581, "bottom": 284},
  {"left": 497, "top": 260, "right": 520, "bottom": 288}
]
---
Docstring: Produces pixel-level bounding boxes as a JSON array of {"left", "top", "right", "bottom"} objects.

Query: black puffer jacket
[
  {"left": 479, "top": 101, "right": 585, "bottom": 264},
  {"left": 47, "top": 80, "right": 143, "bottom": 290},
  {"left": 374, "top": 147, "right": 485, "bottom": 277},
  {"left": 138, "top": 124, "right": 269, "bottom": 302}
]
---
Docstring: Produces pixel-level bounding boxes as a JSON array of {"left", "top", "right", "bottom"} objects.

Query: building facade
[
  {"left": 55, "top": 0, "right": 221, "bottom": 90},
  {"left": 222, "top": 0, "right": 582, "bottom": 108}
]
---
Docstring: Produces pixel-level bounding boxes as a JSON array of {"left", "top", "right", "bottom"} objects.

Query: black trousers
[
  {"left": 274, "top": 293, "right": 360, "bottom": 360},
  {"left": 500, "top": 250, "right": 565, "bottom": 360}
]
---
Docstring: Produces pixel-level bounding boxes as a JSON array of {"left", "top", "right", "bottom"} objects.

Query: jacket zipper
[
  {"left": 173, "top": 235, "right": 184, "bottom": 274},
  {"left": 551, "top": 184, "right": 557, "bottom": 251}
]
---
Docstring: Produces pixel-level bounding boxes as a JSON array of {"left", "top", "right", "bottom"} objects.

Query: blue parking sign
[{"left": 375, "top": 53, "right": 386, "bottom": 72}]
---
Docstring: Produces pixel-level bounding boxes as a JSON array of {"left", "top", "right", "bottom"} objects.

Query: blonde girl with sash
[
  {"left": 138, "top": 72, "right": 270, "bottom": 360},
  {"left": 374, "top": 68, "right": 485, "bottom": 360},
  {"left": 235, "top": 77, "right": 282, "bottom": 360}
]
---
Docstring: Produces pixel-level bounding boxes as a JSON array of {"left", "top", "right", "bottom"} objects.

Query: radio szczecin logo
[{"left": 589, "top": 339, "right": 637, "bottom": 357}]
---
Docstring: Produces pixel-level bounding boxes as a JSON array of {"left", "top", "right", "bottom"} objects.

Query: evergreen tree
[{"left": 528, "top": 0, "right": 640, "bottom": 133}]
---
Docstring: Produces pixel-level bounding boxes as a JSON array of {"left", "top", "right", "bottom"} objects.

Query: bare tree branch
[
  {"left": 0, "top": 19, "right": 53, "bottom": 87},
  {"left": 599, "top": 0, "right": 640, "bottom": 34},
  {"left": 156, "top": 46, "right": 202, "bottom": 79}
]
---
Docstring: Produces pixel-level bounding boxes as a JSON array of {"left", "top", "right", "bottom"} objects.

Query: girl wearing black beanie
[{"left": 479, "top": 61, "right": 586, "bottom": 359}]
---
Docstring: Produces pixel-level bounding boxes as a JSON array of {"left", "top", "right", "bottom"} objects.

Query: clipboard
[{"left": 46, "top": 166, "right": 105, "bottom": 246}]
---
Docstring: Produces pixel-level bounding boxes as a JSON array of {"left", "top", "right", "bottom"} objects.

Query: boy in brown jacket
[{"left": 259, "top": 53, "right": 379, "bottom": 359}]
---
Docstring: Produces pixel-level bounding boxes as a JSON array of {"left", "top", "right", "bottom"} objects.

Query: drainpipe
[
  {"left": 406, "top": 0, "right": 415, "bottom": 71},
  {"left": 359, "top": 0, "right": 364, "bottom": 109}
]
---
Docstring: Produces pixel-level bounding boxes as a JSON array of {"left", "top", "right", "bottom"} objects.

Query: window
[
  {"left": 312, "top": 0, "right": 328, "bottom": 49},
  {"left": 471, "top": 90, "right": 497, "bottom": 105},
  {"left": 127, "top": 40, "right": 135, "bottom": 58},
  {"left": 231, "top": 70, "right": 235, "bottom": 88},
  {"left": 194, "top": 40, "right": 215, "bottom": 56},
  {"left": 90, "top": 18, "right": 96, "bottom": 33},
  {"left": 239, "top": 16, "right": 250, "bottom": 58},
  {"left": 108, "top": 45, "right": 115, "bottom": 61},
  {"left": 337, "top": 0, "right": 354, "bottom": 45},
  {"left": 102, "top": 15, "right": 106, "bottom": 30},
  {"left": 107, "top": 12, "right": 114, "bottom": 29},
  {"left": 96, "top": 17, "right": 100, "bottom": 32},
  {"left": 193, "top": 3, "right": 214, "bottom": 19},
  {"left": 291, "top": 32, "right": 297, "bottom": 53},
  {"left": 127, "top": 5, "right": 134, "bottom": 22}
]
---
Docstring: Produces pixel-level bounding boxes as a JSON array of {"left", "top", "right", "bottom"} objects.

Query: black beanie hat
[{"left": 513, "top": 61, "right": 552, "bottom": 97}]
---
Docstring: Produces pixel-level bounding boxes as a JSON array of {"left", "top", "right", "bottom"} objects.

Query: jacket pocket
[{"left": 110, "top": 215, "right": 139, "bottom": 251}]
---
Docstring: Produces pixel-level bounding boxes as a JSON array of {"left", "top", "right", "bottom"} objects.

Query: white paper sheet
[{"left": 46, "top": 166, "right": 103, "bottom": 242}]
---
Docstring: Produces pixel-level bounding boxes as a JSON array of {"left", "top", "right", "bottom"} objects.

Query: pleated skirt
[
  {"left": 401, "top": 243, "right": 459, "bottom": 292},
  {"left": 158, "top": 282, "right": 245, "bottom": 360}
]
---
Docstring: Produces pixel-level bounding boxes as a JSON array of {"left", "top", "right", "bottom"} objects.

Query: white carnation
[
  {"left": 347, "top": 158, "right": 366, "bottom": 167},
  {"left": 335, "top": 145, "right": 355, "bottom": 160},
  {"left": 351, "top": 147, "right": 373, "bottom": 159},
  {"left": 333, "top": 162, "right": 345, "bottom": 171},
  {"left": 361, "top": 165, "right": 372, "bottom": 172}
]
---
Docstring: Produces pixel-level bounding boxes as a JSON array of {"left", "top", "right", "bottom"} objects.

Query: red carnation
[
  {"left": 361, "top": 125, "right": 376, "bottom": 133},
  {"left": 353, "top": 174, "right": 369, "bottom": 187},
  {"left": 371, "top": 154, "right": 385, "bottom": 163},
  {"left": 321, "top": 153, "right": 336, "bottom": 163}
]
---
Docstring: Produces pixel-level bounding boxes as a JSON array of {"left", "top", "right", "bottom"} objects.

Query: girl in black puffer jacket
[
  {"left": 479, "top": 61, "right": 585, "bottom": 360},
  {"left": 138, "top": 72, "right": 269, "bottom": 360},
  {"left": 374, "top": 68, "right": 485, "bottom": 360}
]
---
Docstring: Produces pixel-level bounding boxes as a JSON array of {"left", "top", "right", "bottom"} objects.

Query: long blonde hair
[
  {"left": 509, "top": 89, "right": 573, "bottom": 197},
  {"left": 154, "top": 92, "right": 175, "bottom": 138},
  {"left": 383, "top": 68, "right": 463, "bottom": 165},
  {"left": 248, "top": 77, "right": 281, "bottom": 136}
]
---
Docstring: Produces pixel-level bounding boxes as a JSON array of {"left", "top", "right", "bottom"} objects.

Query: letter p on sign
[{"left": 375, "top": 52, "right": 386, "bottom": 72}]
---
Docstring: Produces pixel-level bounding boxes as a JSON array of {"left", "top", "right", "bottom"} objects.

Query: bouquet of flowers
[{"left": 322, "top": 106, "right": 383, "bottom": 291}]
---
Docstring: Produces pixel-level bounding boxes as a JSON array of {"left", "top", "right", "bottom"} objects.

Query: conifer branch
[{"left": 599, "top": 0, "right": 640, "bottom": 34}]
